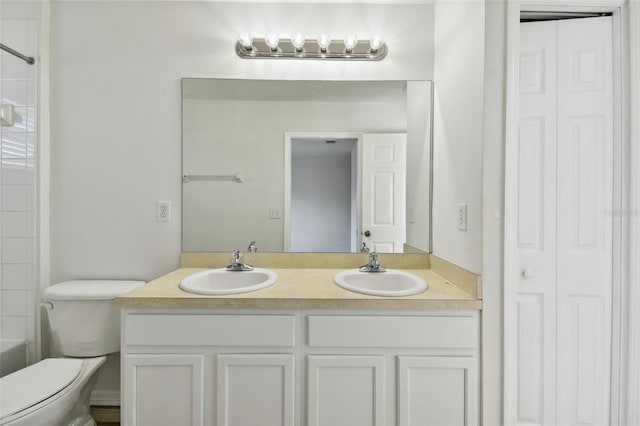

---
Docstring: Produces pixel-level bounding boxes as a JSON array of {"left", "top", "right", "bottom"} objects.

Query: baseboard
[{"left": 91, "top": 389, "right": 120, "bottom": 407}]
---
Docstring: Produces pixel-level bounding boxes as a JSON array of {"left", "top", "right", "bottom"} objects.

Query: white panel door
[
  {"left": 307, "top": 355, "right": 385, "bottom": 426},
  {"left": 397, "top": 356, "right": 478, "bottom": 426},
  {"left": 217, "top": 354, "right": 295, "bottom": 426},
  {"left": 516, "top": 20, "right": 558, "bottom": 426},
  {"left": 123, "top": 354, "right": 204, "bottom": 426},
  {"left": 513, "top": 16, "right": 613, "bottom": 426},
  {"left": 555, "top": 17, "right": 613, "bottom": 426},
  {"left": 361, "top": 133, "right": 407, "bottom": 253}
]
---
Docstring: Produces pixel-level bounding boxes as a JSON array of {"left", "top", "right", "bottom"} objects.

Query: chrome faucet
[
  {"left": 360, "top": 242, "right": 370, "bottom": 253},
  {"left": 359, "top": 251, "right": 386, "bottom": 273},
  {"left": 247, "top": 241, "right": 257, "bottom": 253},
  {"left": 226, "top": 250, "right": 254, "bottom": 271}
]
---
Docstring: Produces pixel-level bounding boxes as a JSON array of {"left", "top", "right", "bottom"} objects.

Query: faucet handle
[{"left": 227, "top": 250, "right": 253, "bottom": 271}]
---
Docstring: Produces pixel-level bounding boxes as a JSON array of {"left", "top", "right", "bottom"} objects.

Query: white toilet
[{"left": 0, "top": 280, "right": 144, "bottom": 426}]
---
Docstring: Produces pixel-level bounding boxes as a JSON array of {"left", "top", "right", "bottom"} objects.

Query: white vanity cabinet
[
  {"left": 304, "top": 313, "right": 479, "bottom": 426},
  {"left": 121, "top": 309, "right": 479, "bottom": 426},
  {"left": 121, "top": 312, "right": 298, "bottom": 426}
]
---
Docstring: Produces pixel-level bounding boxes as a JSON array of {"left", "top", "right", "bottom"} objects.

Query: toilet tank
[{"left": 43, "top": 280, "right": 145, "bottom": 357}]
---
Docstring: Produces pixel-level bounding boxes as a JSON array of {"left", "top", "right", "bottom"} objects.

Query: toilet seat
[
  {"left": 43, "top": 280, "right": 146, "bottom": 300},
  {"left": 0, "top": 358, "right": 82, "bottom": 420}
]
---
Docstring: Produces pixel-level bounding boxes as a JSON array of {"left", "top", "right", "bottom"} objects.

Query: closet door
[
  {"left": 555, "top": 17, "right": 613, "bottom": 425},
  {"left": 514, "top": 16, "right": 613, "bottom": 426},
  {"left": 515, "top": 19, "right": 558, "bottom": 426}
]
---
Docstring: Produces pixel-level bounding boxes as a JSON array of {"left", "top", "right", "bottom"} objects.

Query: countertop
[{"left": 116, "top": 267, "right": 482, "bottom": 310}]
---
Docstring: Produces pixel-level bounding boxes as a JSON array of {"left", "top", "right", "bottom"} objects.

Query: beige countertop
[{"left": 116, "top": 267, "right": 482, "bottom": 310}]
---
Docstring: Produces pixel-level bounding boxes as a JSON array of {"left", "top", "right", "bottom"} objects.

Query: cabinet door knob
[{"left": 522, "top": 268, "right": 534, "bottom": 278}]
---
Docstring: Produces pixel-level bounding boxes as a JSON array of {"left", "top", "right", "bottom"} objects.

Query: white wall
[
  {"left": 481, "top": 1, "right": 506, "bottom": 424},
  {"left": 49, "top": 1, "right": 435, "bottom": 283},
  {"left": 431, "top": 1, "right": 485, "bottom": 274},
  {"left": 291, "top": 156, "right": 352, "bottom": 252}
]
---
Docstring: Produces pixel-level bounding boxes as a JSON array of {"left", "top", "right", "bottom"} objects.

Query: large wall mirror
[{"left": 182, "top": 79, "right": 432, "bottom": 253}]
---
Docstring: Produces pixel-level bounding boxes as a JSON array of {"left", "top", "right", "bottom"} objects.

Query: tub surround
[{"left": 116, "top": 253, "right": 481, "bottom": 310}]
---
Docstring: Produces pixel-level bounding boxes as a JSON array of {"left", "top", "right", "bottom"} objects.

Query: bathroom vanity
[{"left": 117, "top": 258, "right": 481, "bottom": 426}]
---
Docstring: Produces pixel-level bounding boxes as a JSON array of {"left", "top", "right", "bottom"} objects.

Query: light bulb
[
  {"left": 317, "top": 33, "right": 331, "bottom": 52},
  {"left": 344, "top": 33, "right": 358, "bottom": 52},
  {"left": 238, "top": 32, "right": 253, "bottom": 50},
  {"left": 291, "top": 32, "right": 305, "bottom": 52},
  {"left": 369, "top": 34, "right": 384, "bottom": 52},
  {"left": 265, "top": 33, "right": 280, "bottom": 51}
]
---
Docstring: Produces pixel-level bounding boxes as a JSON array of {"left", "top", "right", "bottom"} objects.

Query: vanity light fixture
[
  {"left": 235, "top": 32, "right": 387, "bottom": 60},
  {"left": 343, "top": 33, "right": 358, "bottom": 53},
  {"left": 369, "top": 35, "right": 385, "bottom": 53},
  {"left": 264, "top": 32, "right": 280, "bottom": 52},
  {"left": 238, "top": 32, "right": 253, "bottom": 51},
  {"left": 291, "top": 32, "right": 305, "bottom": 52},
  {"left": 317, "top": 33, "right": 331, "bottom": 53}
]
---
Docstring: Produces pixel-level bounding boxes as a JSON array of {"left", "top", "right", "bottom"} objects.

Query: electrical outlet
[
  {"left": 456, "top": 204, "right": 467, "bottom": 231},
  {"left": 156, "top": 201, "right": 171, "bottom": 222}
]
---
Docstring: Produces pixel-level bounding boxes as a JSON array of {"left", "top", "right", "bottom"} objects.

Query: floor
[{"left": 90, "top": 406, "right": 120, "bottom": 426}]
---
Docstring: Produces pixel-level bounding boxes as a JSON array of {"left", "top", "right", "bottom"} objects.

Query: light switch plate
[{"left": 269, "top": 208, "right": 281, "bottom": 219}]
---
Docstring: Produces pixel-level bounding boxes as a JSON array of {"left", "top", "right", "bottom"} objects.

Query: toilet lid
[{"left": 0, "top": 358, "right": 82, "bottom": 419}]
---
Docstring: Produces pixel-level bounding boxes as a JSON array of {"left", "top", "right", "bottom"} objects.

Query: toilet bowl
[{"left": 0, "top": 280, "right": 144, "bottom": 426}]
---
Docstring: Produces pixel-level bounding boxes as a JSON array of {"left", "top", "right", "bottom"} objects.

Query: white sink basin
[
  {"left": 179, "top": 268, "right": 277, "bottom": 295},
  {"left": 334, "top": 269, "right": 428, "bottom": 297}
]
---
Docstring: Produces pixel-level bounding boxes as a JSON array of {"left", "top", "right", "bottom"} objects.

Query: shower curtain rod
[{"left": 0, "top": 43, "right": 35, "bottom": 65}]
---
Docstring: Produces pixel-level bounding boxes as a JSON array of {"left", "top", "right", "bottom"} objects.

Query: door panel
[
  {"left": 516, "top": 20, "right": 558, "bottom": 426},
  {"left": 307, "top": 355, "right": 385, "bottom": 426},
  {"left": 123, "top": 354, "right": 204, "bottom": 426},
  {"left": 397, "top": 356, "right": 478, "bottom": 426},
  {"left": 556, "top": 17, "right": 613, "bottom": 426},
  {"left": 217, "top": 354, "right": 295, "bottom": 426}
]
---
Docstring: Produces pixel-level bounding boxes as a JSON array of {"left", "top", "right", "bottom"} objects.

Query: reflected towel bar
[
  {"left": 183, "top": 172, "right": 244, "bottom": 183},
  {"left": 0, "top": 43, "right": 35, "bottom": 65}
]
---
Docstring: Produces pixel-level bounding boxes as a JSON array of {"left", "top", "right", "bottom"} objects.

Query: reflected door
[{"left": 361, "top": 133, "right": 407, "bottom": 253}]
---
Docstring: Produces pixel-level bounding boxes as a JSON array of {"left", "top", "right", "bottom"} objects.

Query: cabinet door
[
  {"left": 307, "top": 355, "right": 385, "bottom": 426},
  {"left": 217, "top": 354, "right": 295, "bottom": 426},
  {"left": 397, "top": 356, "right": 478, "bottom": 426},
  {"left": 123, "top": 354, "right": 204, "bottom": 426}
]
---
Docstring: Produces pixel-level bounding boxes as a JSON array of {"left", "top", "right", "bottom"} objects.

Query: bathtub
[{"left": 0, "top": 339, "right": 26, "bottom": 377}]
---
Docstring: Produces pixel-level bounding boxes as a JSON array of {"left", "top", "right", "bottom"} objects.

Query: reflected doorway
[{"left": 288, "top": 136, "right": 359, "bottom": 252}]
